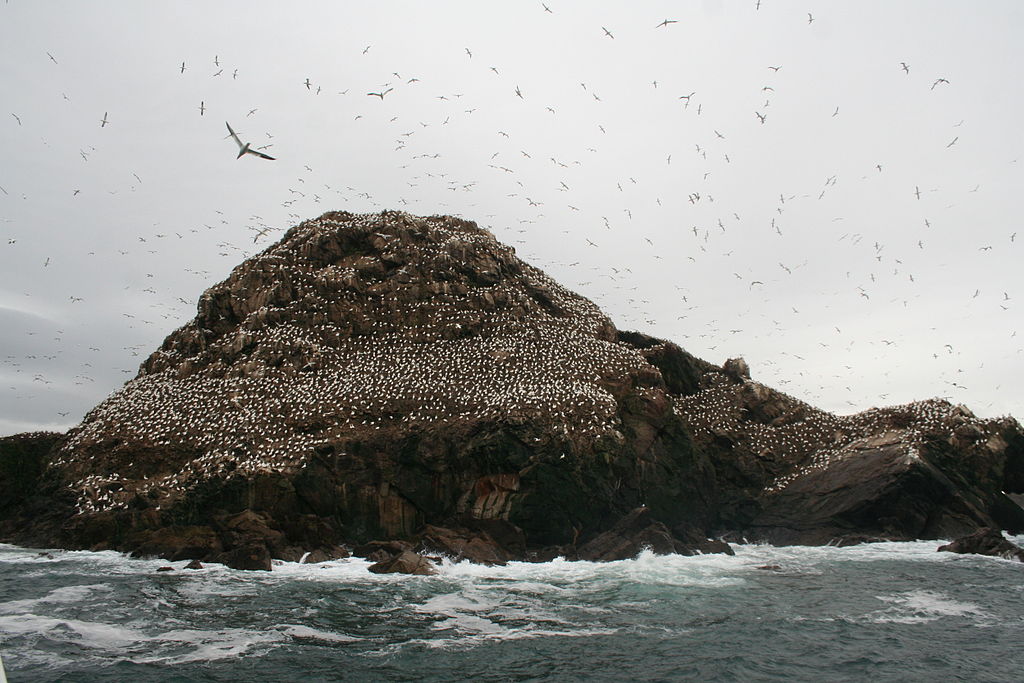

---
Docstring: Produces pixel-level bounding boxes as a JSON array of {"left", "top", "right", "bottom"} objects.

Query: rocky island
[{"left": 2, "top": 211, "right": 1022, "bottom": 570}]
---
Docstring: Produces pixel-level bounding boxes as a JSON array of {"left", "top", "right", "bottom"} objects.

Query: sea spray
[{"left": 2, "top": 539, "right": 1023, "bottom": 681}]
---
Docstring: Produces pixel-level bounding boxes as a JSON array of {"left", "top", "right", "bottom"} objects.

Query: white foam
[
  {"left": 0, "top": 613, "right": 143, "bottom": 649},
  {"left": 264, "top": 555, "right": 377, "bottom": 580},
  {"left": 0, "top": 584, "right": 111, "bottom": 614},
  {"left": 864, "top": 590, "right": 990, "bottom": 624},
  {"left": 378, "top": 624, "right": 622, "bottom": 653},
  {"left": 0, "top": 612, "right": 291, "bottom": 665},
  {"left": 416, "top": 591, "right": 494, "bottom": 615},
  {"left": 431, "top": 549, "right": 746, "bottom": 588},
  {"left": 136, "top": 628, "right": 284, "bottom": 664},
  {"left": 275, "top": 623, "right": 360, "bottom": 643}
]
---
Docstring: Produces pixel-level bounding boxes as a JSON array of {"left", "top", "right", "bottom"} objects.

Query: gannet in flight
[{"left": 225, "top": 122, "right": 275, "bottom": 160}]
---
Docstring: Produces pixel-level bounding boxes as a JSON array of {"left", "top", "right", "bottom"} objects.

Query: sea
[{"left": 1, "top": 537, "right": 1022, "bottom": 682}]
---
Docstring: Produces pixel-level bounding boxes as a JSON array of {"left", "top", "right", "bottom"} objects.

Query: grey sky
[{"left": 2, "top": 1, "right": 1022, "bottom": 435}]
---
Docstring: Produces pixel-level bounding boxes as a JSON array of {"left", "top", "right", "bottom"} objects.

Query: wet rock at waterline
[
  {"left": 367, "top": 550, "right": 438, "bottom": 576},
  {"left": 937, "top": 527, "right": 1024, "bottom": 562}
]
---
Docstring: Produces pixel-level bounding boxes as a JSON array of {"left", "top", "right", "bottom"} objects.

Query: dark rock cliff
[{"left": 2, "top": 210, "right": 1022, "bottom": 567}]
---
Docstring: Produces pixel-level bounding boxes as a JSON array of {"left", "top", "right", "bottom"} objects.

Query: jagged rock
[
  {"left": 723, "top": 357, "right": 750, "bottom": 382},
  {"left": 577, "top": 507, "right": 731, "bottom": 561},
  {"left": 215, "top": 510, "right": 287, "bottom": 558},
  {"left": 184, "top": 559, "right": 204, "bottom": 570},
  {"left": 211, "top": 543, "right": 272, "bottom": 571},
  {"left": 937, "top": 527, "right": 1024, "bottom": 562},
  {"left": 352, "top": 540, "right": 412, "bottom": 563},
  {"left": 672, "top": 524, "right": 735, "bottom": 556},
  {"left": 416, "top": 522, "right": 523, "bottom": 565},
  {"left": 676, "top": 378, "right": 1024, "bottom": 545},
  {"left": 0, "top": 210, "right": 1022, "bottom": 562},
  {"left": 367, "top": 549, "right": 437, "bottom": 575},
  {"left": 743, "top": 439, "right": 989, "bottom": 545},
  {"left": 577, "top": 508, "right": 677, "bottom": 561},
  {"left": 156, "top": 566, "right": 174, "bottom": 572},
  {"left": 2, "top": 211, "right": 713, "bottom": 561},
  {"left": 129, "top": 525, "right": 222, "bottom": 561}
]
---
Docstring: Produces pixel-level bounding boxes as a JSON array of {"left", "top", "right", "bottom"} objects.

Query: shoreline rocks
[{"left": 937, "top": 527, "right": 1024, "bottom": 562}]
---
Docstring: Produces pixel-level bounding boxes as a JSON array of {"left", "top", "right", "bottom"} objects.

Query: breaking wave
[{"left": 1, "top": 539, "right": 1022, "bottom": 681}]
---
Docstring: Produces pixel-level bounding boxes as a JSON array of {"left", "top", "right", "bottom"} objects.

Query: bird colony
[
  {"left": 48, "top": 209, "right": 1016, "bottom": 519},
  {"left": 54, "top": 210, "right": 661, "bottom": 516},
  {"left": 673, "top": 375, "right": 1014, "bottom": 494}
]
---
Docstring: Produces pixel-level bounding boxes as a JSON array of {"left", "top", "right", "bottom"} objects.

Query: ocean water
[{"left": 1, "top": 538, "right": 1022, "bottom": 682}]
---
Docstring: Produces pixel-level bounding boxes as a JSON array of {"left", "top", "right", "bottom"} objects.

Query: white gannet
[{"left": 225, "top": 122, "right": 276, "bottom": 160}]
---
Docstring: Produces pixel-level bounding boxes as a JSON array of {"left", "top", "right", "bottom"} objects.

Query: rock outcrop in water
[
  {"left": 1, "top": 210, "right": 1022, "bottom": 569},
  {"left": 937, "top": 527, "right": 1024, "bottom": 562}
]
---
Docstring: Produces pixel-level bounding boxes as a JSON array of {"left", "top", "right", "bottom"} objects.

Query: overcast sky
[{"left": 2, "top": 1, "right": 1022, "bottom": 435}]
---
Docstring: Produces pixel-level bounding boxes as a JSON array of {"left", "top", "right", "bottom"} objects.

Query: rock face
[
  {"left": 937, "top": 527, "right": 1024, "bottom": 562},
  {"left": 674, "top": 379, "right": 1024, "bottom": 545},
  {"left": 1, "top": 210, "right": 1023, "bottom": 567}
]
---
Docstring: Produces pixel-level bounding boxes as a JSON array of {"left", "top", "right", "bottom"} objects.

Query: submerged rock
[
  {"left": 937, "top": 527, "right": 1024, "bottom": 562},
  {"left": 367, "top": 550, "right": 437, "bottom": 576}
]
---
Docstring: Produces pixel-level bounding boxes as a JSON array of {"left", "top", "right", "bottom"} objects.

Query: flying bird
[
  {"left": 199, "top": 101, "right": 205, "bottom": 115},
  {"left": 602, "top": 26, "right": 614, "bottom": 39},
  {"left": 180, "top": 61, "right": 186, "bottom": 74},
  {"left": 46, "top": 51, "right": 58, "bottom": 64},
  {"left": 367, "top": 88, "right": 393, "bottom": 99},
  {"left": 900, "top": 62, "right": 910, "bottom": 74},
  {"left": 100, "top": 112, "right": 108, "bottom": 127},
  {"left": 931, "top": 78, "right": 949, "bottom": 90},
  {"left": 225, "top": 122, "right": 276, "bottom": 160},
  {"left": 655, "top": 19, "right": 678, "bottom": 28}
]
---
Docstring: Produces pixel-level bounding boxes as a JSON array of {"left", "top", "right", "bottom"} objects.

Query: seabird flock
[
  {"left": 56, "top": 212, "right": 653, "bottom": 513},
  {"left": 1, "top": 3, "right": 1019, "bottom": 455},
  {"left": 52, "top": 210, "right": 1013, "bottom": 517}
]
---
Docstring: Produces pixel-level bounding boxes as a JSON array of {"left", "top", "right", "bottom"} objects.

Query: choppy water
[{"left": 1, "top": 537, "right": 1022, "bottom": 682}]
